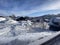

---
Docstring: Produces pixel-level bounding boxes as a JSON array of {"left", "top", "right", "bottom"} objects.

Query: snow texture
[{"left": 0, "top": 17, "right": 58, "bottom": 45}]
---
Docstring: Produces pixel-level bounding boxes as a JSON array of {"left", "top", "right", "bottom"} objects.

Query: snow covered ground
[
  {"left": 0, "top": 17, "right": 58, "bottom": 45},
  {"left": 0, "top": 17, "right": 6, "bottom": 21},
  {"left": 0, "top": 31, "right": 56, "bottom": 45}
]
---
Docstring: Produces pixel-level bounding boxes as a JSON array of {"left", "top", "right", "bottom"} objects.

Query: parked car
[{"left": 49, "top": 17, "right": 60, "bottom": 31}]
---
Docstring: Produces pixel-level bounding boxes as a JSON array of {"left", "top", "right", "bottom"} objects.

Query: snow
[
  {"left": 0, "top": 37, "right": 16, "bottom": 44},
  {"left": 0, "top": 17, "right": 6, "bottom": 21},
  {"left": 0, "top": 26, "right": 55, "bottom": 45},
  {"left": 0, "top": 17, "right": 59, "bottom": 45},
  {"left": 6, "top": 19, "right": 18, "bottom": 24},
  {"left": 28, "top": 31, "right": 60, "bottom": 45},
  {"left": 0, "top": 32, "right": 55, "bottom": 44},
  {"left": 18, "top": 32, "right": 52, "bottom": 40},
  {"left": 0, "top": 26, "right": 13, "bottom": 37}
]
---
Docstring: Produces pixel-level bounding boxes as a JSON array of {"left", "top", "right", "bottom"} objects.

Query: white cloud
[
  {"left": 19, "top": 0, "right": 60, "bottom": 16},
  {"left": 13, "top": 0, "right": 60, "bottom": 16},
  {"left": 0, "top": 0, "right": 60, "bottom": 16},
  {"left": 43, "top": 1, "right": 60, "bottom": 10}
]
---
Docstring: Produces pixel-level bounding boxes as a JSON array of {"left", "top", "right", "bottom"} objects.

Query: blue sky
[{"left": 0, "top": 0, "right": 60, "bottom": 17}]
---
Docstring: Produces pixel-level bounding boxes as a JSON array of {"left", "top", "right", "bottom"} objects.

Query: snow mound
[
  {"left": 6, "top": 18, "right": 18, "bottom": 24},
  {"left": 0, "top": 17, "right": 6, "bottom": 21}
]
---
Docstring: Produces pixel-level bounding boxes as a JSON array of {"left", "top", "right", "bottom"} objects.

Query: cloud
[
  {"left": 19, "top": 0, "right": 60, "bottom": 16},
  {"left": 0, "top": 0, "right": 60, "bottom": 16},
  {"left": 43, "top": 0, "right": 60, "bottom": 10}
]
